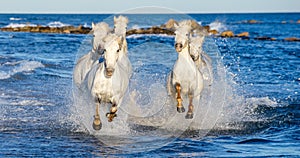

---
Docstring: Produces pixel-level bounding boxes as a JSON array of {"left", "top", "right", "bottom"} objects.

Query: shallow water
[{"left": 0, "top": 13, "right": 299, "bottom": 157}]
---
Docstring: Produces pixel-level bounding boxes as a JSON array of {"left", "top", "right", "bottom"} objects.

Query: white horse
[
  {"left": 73, "top": 22, "right": 110, "bottom": 87},
  {"left": 113, "top": 15, "right": 132, "bottom": 75},
  {"left": 83, "top": 33, "right": 132, "bottom": 130},
  {"left": 114, "top": 15, "right": 128, "bottom": 55},
  {"left": 167, "top": 20, "right": 204, "bottom": 119},
  {"left": 189, "top": 35, "right": 214, "bottom": 86}
]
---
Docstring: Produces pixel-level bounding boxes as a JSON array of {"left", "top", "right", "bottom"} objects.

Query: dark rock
[
  {"left": 254, "top": 36, "right": 276, "bottom": 41},
  {"left": 220, "top": 31, "right": 234, "bottom": 37},
  {"left": 209, "top": 29, "right": 218, "bottom": 35},
  {"left": 284, "top": 37, "right": 300, "bottom": 42},
  {"left": 248, "top": 20, "right": 260, "bottom": 24},
  {"left": 237, "top": 32, "right": 249, "bottom": 37},
  {"left": 126, "top": 26, "right": 174, "bottom": 36}
]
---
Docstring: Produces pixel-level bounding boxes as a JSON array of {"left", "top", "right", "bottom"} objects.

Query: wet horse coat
[
  {"left": 167, "top": 20, "right": 204, "bottom": 119},
  {"left": 73, "top": 22, "right": 110, "bottom": 87},
  {"left": 83, "top": 33, "right": 132, "bottom": 130}
]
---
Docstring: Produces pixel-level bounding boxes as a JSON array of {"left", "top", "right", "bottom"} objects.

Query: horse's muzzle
[
  {"left": 175, "top": 43, "right": 183, "bottom": 52},
  {"left": 191, "top": 55, "right": 198, "bottom": 61},
  {"left": 105, "top": 68, "right": 114, "bottom": 78}
]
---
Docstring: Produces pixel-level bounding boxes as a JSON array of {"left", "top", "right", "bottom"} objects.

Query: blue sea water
[{"left": 0, "top": 13, "right": 299, "bottom": 157}]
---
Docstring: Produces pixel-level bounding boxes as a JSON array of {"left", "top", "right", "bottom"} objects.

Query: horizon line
[{"left": 0, "top": 11, "right": 299, "bottom": 14}]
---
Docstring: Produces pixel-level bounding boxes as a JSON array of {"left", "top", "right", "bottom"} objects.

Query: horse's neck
[
  {"left": 179, "top": 46, "right": 193, "bottom": 61},
  {"left": 118, "top": 48, "right": 127, "bottom": 59},
  {"left": 175, "top": 46, "right": 196, "bottom": 71},
  {"left": 122, "top": 40, "right": 128, "bottom": 55}
]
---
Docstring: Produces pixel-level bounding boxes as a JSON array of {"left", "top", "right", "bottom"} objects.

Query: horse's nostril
[{"left": 175, "top": 43, "right": 183, "bottom": 48}]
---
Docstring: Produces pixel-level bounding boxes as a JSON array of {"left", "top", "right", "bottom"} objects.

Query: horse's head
[
  {"left": 103, "top": 34, "right": 123, "bottom": 78},
  {"left": 174, "top": 20, "right": 193, "bottom": 53},
  {"left": 189, "top": 35, "right": 205, "bottom": 61},
  {"left": 92, "top": 22, "right": 110, "bottom": 54},
  {"left": 114, "top": 15, "right": 129, "bottom": 37}
]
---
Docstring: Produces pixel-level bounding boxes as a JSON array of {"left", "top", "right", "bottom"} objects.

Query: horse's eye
[
  {"left": 117, "top": 49, "right": 120, "bottom": 53},
  {"left": 103, "top": 49, "right": 106, "bottom": 52}
]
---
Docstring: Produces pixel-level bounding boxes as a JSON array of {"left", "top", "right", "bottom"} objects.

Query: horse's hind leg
[
  {"left": 175, "top": 83, "right": 185, "bottom": 113},
  {"left": 185, "top": 94, "right": 194, "bottom": 119},
  {"left": 106, "top": 103, "right": 117, "bottom": 122},
  {"left": 93, "top": 98, "right": 102, "bottom": 130}
]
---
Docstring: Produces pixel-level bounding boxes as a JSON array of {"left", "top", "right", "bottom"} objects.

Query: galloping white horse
[
  {"left": 83, "top": 33, "right": 132, "bottom": 130},
  {"left": 167, "top": 20, "right": 204, "bottom": 119},
  {"left": 73, "top": 22, "right": 110, "bottom": 87},
  {"left": 189, "top": 35, "right": 214, "bottom": 86},
  {"left": 114, "top": 15, "right": 128, "bottom": 54},
  {"left": 113, "top": 15, "right": 132, "bottom": 75}
]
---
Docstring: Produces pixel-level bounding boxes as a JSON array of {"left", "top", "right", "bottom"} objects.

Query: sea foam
[{"left": 0, "top": 60, "right": 44, "bottom": 80}]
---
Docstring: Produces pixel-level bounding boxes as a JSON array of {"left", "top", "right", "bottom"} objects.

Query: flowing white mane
[
  {"left": 73, "top": 22, "right": 110, "bottom": 87},
  {"left": 113, "top": 15, "right": 129, "bottom": 55},
  {"left": 91, "top": 22, "right": 110, "bottom": 53},
  {"left": 114, "top": 15, "right": 129, "bottom": 37}
]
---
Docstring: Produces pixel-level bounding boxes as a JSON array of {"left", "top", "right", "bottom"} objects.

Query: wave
[
  {"left": 4, "top": 21, "right": 71, "bottom": 28},
  {"left": 10, "top": 99, "right": 53, "bottom": 106},
  {"left": 47, "top": 21, "right": 70, "bottom": 28},
  {"left": 0, "top": 60, "right": 44, "bottom": 80},
  {"left": 209, "top": 21, "right": 227, "bottom": 32},
  {"left": 9, "top": 17, "right": 25, "bottom": 21},
  {"left": 4, "top": 23, "right": 37, "bottom": 28}
]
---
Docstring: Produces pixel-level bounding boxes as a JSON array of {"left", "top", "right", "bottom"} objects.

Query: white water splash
[
  {"left": 0, "top": 60, "right": 44, "bottom": 80},
  {"left": 209, "top": 21, "right": 227, "bottom": 32},
  {"left": 9, "top": 17, "right": 25, "bottom": 21},
  {"left": 4, "top": 23, "right": 37, "bottom": 28},
  {"left": 47, "top": 21, "right": 70, "bottom": 28}
]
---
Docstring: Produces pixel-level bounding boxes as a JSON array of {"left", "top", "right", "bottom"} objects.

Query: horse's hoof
[
  {"left": 177, "top": 106, "right": 185, "bottom": 113},
  {"left": 185, "top": 112, "right": 193, "bottom": 119},
  {"left": 92, "top": 122, "right": 102, "bottom": 130},
  {"left": 106, "top": 113, "right": 117, "bottom": 122}
]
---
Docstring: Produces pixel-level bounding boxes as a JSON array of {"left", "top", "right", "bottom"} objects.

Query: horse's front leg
[
  {"left": 175, "top": 83, "right": 185, "bottom": 113},
  {"left": 185, "top": 93, "right": 194, "bottom": 119},
  {"left": 106, "top": 102, "right": 118, "bottom": 122},
  {"left": 93, "top": 98, "right": 102, "bottom": 130}
]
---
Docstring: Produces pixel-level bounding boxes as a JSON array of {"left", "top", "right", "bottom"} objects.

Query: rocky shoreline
[{"left": 1, "top": 19, "right": 300, "bottom": 42}]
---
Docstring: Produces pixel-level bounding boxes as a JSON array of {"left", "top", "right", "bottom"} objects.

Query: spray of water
[{"left": 67, "top": 7, "right": 277, "bottom": 153}]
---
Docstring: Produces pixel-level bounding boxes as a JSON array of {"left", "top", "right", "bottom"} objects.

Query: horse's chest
[
  {"left": 173, "top": 60, "right": 196, "bottom": 82},
  {"left": 172, "top": 56, "right": 197, "bottom": 93},
  {"left": 93, "top": 75, "right": 113, "bottom": 101}
]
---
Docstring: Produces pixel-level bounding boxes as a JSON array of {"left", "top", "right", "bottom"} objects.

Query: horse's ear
[
  {"left": 114, "top": 16, "right": 117, "bottom": 23},
  {"left": 92, "top": 22, "right": 95, "bottom": 29}
]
